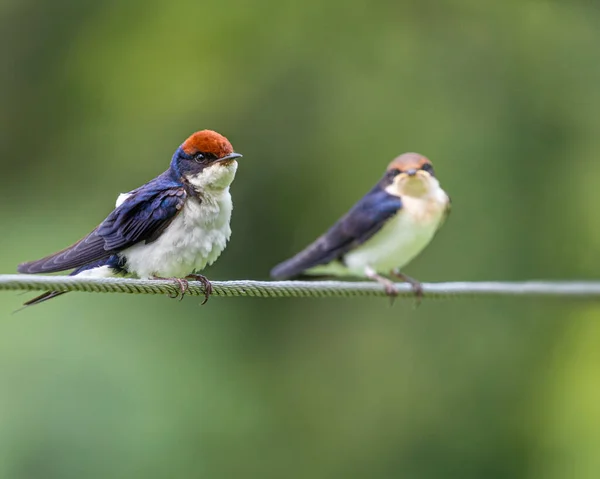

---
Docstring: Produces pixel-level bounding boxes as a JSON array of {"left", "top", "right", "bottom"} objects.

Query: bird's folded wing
[
  {"left": 18, "top": 185, "right": 187, "bottom": 274},
  {"left": 270, "top": 186, "right": 403, "bottom": 279},
  {"left": 98, "top": 186, "right": 186, "bottom": 250}
]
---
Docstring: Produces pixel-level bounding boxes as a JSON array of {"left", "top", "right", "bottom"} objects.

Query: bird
[
  {"left": 270, "top": 152, "right": 450, "bottom": 297},
  {"left": 17, "top": 129, "right": 242, "bottom": 306}
]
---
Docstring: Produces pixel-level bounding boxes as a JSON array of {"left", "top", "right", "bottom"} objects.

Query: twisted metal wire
[{"left": 1, "top": 274, "right": 600, "bottom": 299}]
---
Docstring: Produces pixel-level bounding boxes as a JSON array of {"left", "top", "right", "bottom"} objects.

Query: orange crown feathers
[
  {"left": 182, "top": 130, "right": 234, "bottom": 158},
  {"left": 387, "top": 152, "right": 431, "bottom": 171}
]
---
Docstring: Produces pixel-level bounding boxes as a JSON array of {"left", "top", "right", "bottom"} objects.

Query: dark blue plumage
[
  {"left": 17, "top": 129, "right": 243, "bottom": 307},
  {"left": 270, "top": 183, "right": 403, "bottom": 279},
  {"left": 98, "top": 173, "right": 187, "bottom": 250},
  {"left": 18, "top": 171, "right": 187, "bottom": 274}
]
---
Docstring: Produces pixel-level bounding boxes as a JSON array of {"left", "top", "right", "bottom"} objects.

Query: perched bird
[
  {"left": 18, "top": 130, "right": 242, "bottom": 306},
  {"left": 270, "top": 153, "right": 450, "bottom": 296}
]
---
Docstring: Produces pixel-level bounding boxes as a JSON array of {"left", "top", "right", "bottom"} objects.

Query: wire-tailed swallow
[
  {"left": 18, "top": 129, "right": 242, "bottom": 306},
  {"left": 270, "top": 153, "right": 450, "bottom": 296}
]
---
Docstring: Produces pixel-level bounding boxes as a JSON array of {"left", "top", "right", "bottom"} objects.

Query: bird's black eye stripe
[
  {"left": 387, "top": 168, "right": 401, "bottom": 179},
  {"left": 383, "top": 168, "right": 401, "bottom": 186},
  {"left": 420, "top": 163, "right": 435, "bottom": 175}
]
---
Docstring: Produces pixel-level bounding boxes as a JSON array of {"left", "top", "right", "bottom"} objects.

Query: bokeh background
[{"left": 1, "top": 0, "right": 600, "bottom": 477}]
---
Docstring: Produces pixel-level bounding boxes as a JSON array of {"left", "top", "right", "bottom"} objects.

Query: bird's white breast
[
  {"left": 121, "top": 191, "right": 233, "bottom": 279},
  {"left": 342, "top": 187, "right": 449, "bottom": 275},
  {"left": 120, "top": 162, "right": 238, "bottom": 279}
]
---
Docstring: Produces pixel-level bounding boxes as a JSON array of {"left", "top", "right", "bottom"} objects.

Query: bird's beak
[
  {"left": 406, "top": 168, "right": 417, "bottom": 177},
  {"left": 217, "top": 152, "right": 243, "bottom": 163}
]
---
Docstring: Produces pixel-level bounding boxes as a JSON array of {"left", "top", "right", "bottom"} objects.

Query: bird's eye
[
  {"left": 420, "top": 163, "right": 435, "bottom": 176},
  {"left": 387, "top": 168, "right": 401, "bottom": 181},
  {"left": 194, "top": 153, "right": 205, "bottom": 163}
]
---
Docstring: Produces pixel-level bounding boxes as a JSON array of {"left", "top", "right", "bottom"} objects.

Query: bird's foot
[
  {"left": 365, "top": 268, "right": 399, "bottom": 302},
  {"left": 153, "top": 276, "right": 189, "bottom": 301},
  {"left": 185, "top": 274, "right": 213, "bottom": 305},
  {"left": 391, "top": 270, "right": 423, "bottom": 307}
]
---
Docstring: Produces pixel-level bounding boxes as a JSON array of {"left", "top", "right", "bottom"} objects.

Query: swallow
[
  {"left": 270, "top": 153, "right": 450, "bottom": 297},
  {"left": 18, "top": 129, "right": 242, "bottom": 306}
]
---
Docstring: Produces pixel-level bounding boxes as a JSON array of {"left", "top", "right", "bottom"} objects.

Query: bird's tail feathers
[
  {"left": 22, "top": 291, "right": 67, "bottom": 307},
  {"left": 270, "top": 257, "right": 307, "bottom": 280},
  {"left": 270, "top": 241, "right": 336, "bottom": 280},
  {"left": 17, "top": 232, "right": 106, "bottom": 274},
  {"left": 18, "top": 256, "right": 123, "bottom": 309}
]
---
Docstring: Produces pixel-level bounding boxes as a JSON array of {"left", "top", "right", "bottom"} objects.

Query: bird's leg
[
  {"left": 153, "top": 276, "right": 189, "bottom": 301},
  {"left": 364, "top": 266, "right": 398, "bottom": 298},
  {"left": 391, "top": 270, "right": 424, "bottom": 304},
  {"left": 185, "top": 274, "right": 213, "bottom": 305}
]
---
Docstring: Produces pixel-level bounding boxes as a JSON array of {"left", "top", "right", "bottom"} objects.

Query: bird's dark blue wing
[
  {"left": 18, "top": 176, "right": 187, "bottom": 274},
  {"left": 98, "top": 184, "right": 186, "bottom": 250},
  {"left": 270, "top": 185, "right": 402, "bottom": 279}
]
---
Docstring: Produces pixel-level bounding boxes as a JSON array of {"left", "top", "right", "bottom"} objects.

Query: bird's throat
[
  {"left": 187, "top": 161, "right": 238, "bottom": 192},
  {"left": 401, "top": 178, "right": 429, "bottom": 197},
  {"left": 389, "top": 176, "right": 433, "bottom": 198}
]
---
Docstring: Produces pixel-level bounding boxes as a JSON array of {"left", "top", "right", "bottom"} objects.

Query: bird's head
[
  {"left": 383, "top": 152, "right": 438, "bottom": 198},
  {"left": 172, "top": 130, "right": 242, "bottom": 190}
]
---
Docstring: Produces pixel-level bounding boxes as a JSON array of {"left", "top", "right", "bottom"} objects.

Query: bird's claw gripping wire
[
  {"left": 185, "top": 274, "right": 213, "bottom": 305},
  {"left": 152, "top": 274, "right": 213, "bottom": 304},
  {"left": 153, "top": 277, "right": 189, "bottom": 301},
  {"left": 391, "top": 270, "right": 424, "bottom": 307}
]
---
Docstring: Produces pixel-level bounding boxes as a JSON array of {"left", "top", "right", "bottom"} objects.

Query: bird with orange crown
[
  {"left": 271, "top": 153, "right": 450, "bottom": 297},
  {"left": 18, "top": 130, "right": 242, "bottom": 306}
]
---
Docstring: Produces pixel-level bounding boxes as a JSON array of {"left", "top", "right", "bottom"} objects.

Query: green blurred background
[{"left": 1, "top": 0, "right": 600, "bottom": 477}]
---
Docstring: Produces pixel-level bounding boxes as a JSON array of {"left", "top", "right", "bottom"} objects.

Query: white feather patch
[
  {"left": 120, "top": 162, "right": 238, "bottom": 278},
  {"left": 115, "top": 192, "right": 132, "bottom": 207}
]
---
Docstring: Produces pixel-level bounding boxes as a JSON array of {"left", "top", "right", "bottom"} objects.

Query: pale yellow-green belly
[{"left": 308, "top": 195, "right": 447, "bottom": 277}]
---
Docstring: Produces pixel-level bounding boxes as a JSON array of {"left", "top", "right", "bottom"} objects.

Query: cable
[{"left": 1, "top": 275, "right": 599, "bottom": 300}]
